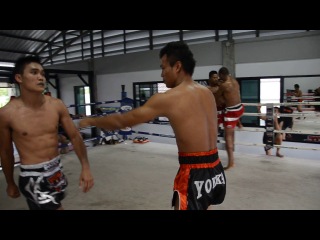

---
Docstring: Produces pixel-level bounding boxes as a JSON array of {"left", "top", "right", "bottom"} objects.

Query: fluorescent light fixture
[{"left": 0, "top": 62, "right": 14, "bottom": 67}]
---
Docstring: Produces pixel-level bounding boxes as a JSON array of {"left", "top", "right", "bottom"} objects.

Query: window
[
  {"left": 74, "top": 86, "right": 91, "bottom": 116},
  {"left": 0, "top": 83, "right": 19, "bottom": 107},
  {"left": 259, "top": 78, "right": 281, "bottom": 126},
  {"left": 238, "top": 77, "right": 281, "bottom": 127}
]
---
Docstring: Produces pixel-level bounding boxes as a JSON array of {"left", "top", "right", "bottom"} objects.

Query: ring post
[
  {"left": 265, "top": 103, "right": 274, "bottom": 149},
  {"left": 121, "top": 85, "right": 127, "bottom": 100},
  {"left": 119, "top": 97, "right": 134, "bottom": 140}
]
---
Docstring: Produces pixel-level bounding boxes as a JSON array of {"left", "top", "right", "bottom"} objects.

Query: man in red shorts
[{"left": 214, "top": 67, "right": 244, "bottom": 170}]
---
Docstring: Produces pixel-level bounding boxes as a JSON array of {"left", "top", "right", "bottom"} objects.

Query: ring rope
[
  {"left": 243, "top": 112, "right": 320, "bottom": 117},
  {"left": 0, "top": 163, "right": 21, "bottom": 171},
  {"left": 8, "top": 143, "right": 320, "bottom": 171},
  {"left": 283, "top": 119, "right": 319, "bottom": 123},
  {"left": 132, "top": 130, "right": 176, "bottom": 138},
  {"left": 283, "top": 96, "right": 319, "bottom": 99},
  {"left": 217, "top": 140, "right": 320, "bottom": 151},
  {"left": 236, "top": 127, "right": 320, "bottom": 135},
  {"left": 73, "top": 110, "right": 119, "bottom": 119},
  {"left": 130, "top": 130, "right": 320, "bottom": 151},
  {"left": 1, "top": 135, "right": 103, "bottom": 170},
  {"left": 243, "top": 102, "right": 320, "bottom": 106},
  {"left": 3, "top": 123, "right": 319, "bottom": 172},
  {"left": 80, "top": 124, "right": 319, "bottom": 137},
  {"left": 67, "top": 100, "right": 122, "bottom": 108}
]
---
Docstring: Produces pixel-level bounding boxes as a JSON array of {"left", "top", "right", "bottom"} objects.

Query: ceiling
[
  {"left": 0, "top": 30, "right": 314, "bottom": 68},
  {"left": 0, "top": 30, "right": 82, "bottom": 66}
]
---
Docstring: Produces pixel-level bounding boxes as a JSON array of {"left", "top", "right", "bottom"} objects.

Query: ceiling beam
[
  {"left": 0, "top": 32, "right": 49, "bottom": 43},
  {"left": 41, "top": 30, "right": 91, "bottom": 64}
]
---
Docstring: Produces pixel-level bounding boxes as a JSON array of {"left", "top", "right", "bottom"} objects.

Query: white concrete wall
[
  {"left": 96, "top": 65, "right": 222, "bottom": 101},
  {"left": 236, "top": 59, "right": 320, "bottom": 77}
]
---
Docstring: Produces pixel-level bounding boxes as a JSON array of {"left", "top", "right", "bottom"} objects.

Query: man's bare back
[
  {"left": 79, "top": 41, "right": 225, "bottom": 210},
  {"left": 217, "top": 75, "right": 241, "bottom": 107},
  {"left": 158, "top": 80, "right": 218, "bottom": 152}
]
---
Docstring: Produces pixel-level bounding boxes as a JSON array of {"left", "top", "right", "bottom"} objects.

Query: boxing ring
[
  {"left": 2, "top": 98, "right": 320, "bottom": 167},
  {"left": 131, "top": 101, "right": 320, "bottom": 156},
  {"left": 1, "top": 98, "right": 320, "bottom": 210}
]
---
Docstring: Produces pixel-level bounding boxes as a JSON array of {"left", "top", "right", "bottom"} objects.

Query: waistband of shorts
[
  {"left": 178, "top": 148, "right": 219, "bottom": 164},
  {"left": 225, "top": 103, "right": 243, "bottom": 111},
  {"left": 20, "top": 155, "right": 61, "bottom": 170}
]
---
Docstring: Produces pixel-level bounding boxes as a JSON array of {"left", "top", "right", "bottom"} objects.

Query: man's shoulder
[
  {"left": 231, "top": 77, "right": 240, "bottom": 84},
  {"left": 46, "top": 96, "right": 64, "bottom": 105},
  {"left": 0, "top": 104, "right": 13, "bottom": 124},
  {"left": 0, "top": 101, "right": 13, "bottom": 114},
  {"left": 219, "top": 80, "right": 233, "bottom": 90}
]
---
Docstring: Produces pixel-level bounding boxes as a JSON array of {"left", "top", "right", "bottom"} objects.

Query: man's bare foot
[{"left": 276, "top": 153, "right": 284, "bottom": 158}]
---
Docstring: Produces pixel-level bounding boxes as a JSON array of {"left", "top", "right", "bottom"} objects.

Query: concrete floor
[{"left": 1, "top": 141, "right": 319, "bottom": 210}]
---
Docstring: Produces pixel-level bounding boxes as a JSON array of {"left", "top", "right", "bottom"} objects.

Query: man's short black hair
[
  {"left": 13, "top": 55, "right": 42, "bottom": 76},
  {"left": 159, "top": 41, "right": 196, "bottom": 76},
  {"left": 209, "top": 70, "right": 217, "bottom": 78}
]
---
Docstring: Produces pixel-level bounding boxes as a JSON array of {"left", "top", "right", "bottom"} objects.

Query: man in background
[
  {"left": 293, "top": 84, "right": 303, "bottom": 119},
  {"left": 213, "top": 67, "right": 244, "bottom": 170}
]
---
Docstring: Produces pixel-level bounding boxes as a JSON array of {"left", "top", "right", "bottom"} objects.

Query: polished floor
[{"left": 1, "top": 141, "right": 319, "bottom": 210}]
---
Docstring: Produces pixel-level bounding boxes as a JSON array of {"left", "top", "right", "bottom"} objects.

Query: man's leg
[
  {"left": 224, "top": 127, "right": 235, "bottom": 170},
  {"left": 275, "top": 133, "right": 284, "bottom": 158}
]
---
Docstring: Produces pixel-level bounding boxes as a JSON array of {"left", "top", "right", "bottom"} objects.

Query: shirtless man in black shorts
[
  {"left": 79, "top": 41, "right": 226, "bottom": 210},
  {"left": 0, "top": 56, "right": 94, "bottom": 210}
]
